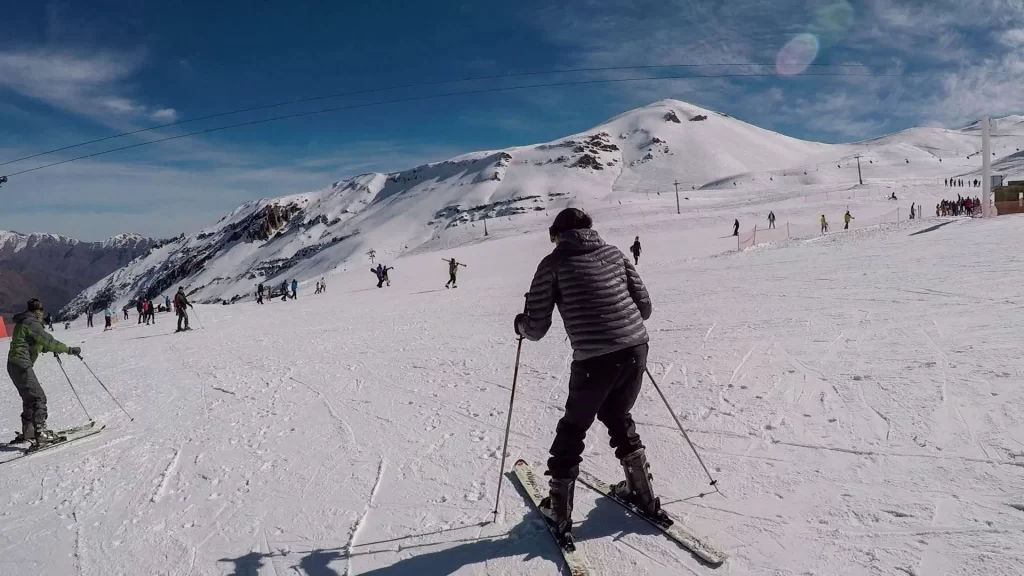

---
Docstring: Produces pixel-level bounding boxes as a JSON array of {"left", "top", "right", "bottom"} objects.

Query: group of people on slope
[
  {"left": 938, "top": 196, "right": 981, "bottom": 217},
  {"left": 945, "top": 178, "right": 981, "bottom": 188}
]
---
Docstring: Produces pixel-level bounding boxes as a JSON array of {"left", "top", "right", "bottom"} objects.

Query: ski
[
  {"left": 0, "top": 423, "right": 106, "bottom": 464},
  {"left": 4, "top": 420, "right": 97, "bottom": 446},
  {"left": 577, "top": 469, "right": 727, "bottom": 566},
  {"left": 512, "top": 459, "right": 589, "bottom": 576}
]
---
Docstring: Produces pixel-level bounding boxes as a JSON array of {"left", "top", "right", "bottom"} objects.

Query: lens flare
[{"left": 776, "top": 33, "right": 820, "bottom": 76}]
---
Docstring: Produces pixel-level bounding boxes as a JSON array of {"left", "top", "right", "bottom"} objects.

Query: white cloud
[
  {"left": 0, "top": 48, "right": 176, "bottom": 127},
  {"left": 530, "top": 0, "right": 1024, "bottom": 142}
]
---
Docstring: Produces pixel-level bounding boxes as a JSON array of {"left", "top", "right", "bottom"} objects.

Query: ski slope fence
[{"left": 738, "top": 208, "right": 902, "bottom": 250}]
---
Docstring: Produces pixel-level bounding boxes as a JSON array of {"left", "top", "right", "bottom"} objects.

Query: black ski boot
[
  {"left": 538, "top": 477, "right": 576, "bottom": 543},
  {"left": 613, "top": 448, "right": 672, "bottom": 526},
  {"left": 27, "top": 429, "right": 62, "bottom": 452}
]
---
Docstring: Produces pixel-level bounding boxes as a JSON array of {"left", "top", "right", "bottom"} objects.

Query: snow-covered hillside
[
  {"left": 61, "top": 99, "right": 1024, "bottom": 317},
  {"left": 5, "top": 188, "right": 1023, "bottom": 574}
]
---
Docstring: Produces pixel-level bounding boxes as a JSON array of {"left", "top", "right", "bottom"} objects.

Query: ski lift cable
[
  {"left": 1, "top": 70, "right": 906, "bottom": 180},
  {"left": 0, "top": 63, "right": 885, "bottom": 169}
]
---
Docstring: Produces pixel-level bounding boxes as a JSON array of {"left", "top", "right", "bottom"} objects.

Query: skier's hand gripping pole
[
  {"left": 492, "top": 293, "right": 529, "bottom": 522},
  {"left": 645, "top": 367, "right": 721, "bottom": 494}
]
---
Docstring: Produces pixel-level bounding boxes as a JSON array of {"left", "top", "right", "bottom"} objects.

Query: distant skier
[
  {"left": 122, "top": 305, "right": 129, "bottom": 320},
  {"left": 164, "top": 295, "right": 171, "bottom": 310},
  {"left": 889, "top": 192, "right": 897, "bottom": 201},
  {"left": 291, "top": 279, "right": 298, "bottom": 300},
  {"left": 732, "top": 219, "right": 739, "bottom": 237},
  {"left": 844, "top": 210, "right": 854, "bottom": 230},
  {"left": 371, "top": 264, "right": 394, "bottom": 288},
  {"left": 86, "top": 309, "right": 94, "bottom": 328},
  {"left": 768, "top": 211, "right": 776, "bottom": 229},
  {"left": 136, "top": 300, "right": 144, "bottom": 324},
  {"left": 319, "top": 277, "right": 326, "bottom": 292},
  {"left": 280, "top": 281, "right": 289, "bottom": 302},
  {"left": 7, "top": 298, "right": 81, "bottom": 449},
  {"left": 910, "top": 202, "right": 916, "bottom": 220},
  {"left": 514, "top": 208, "right": 665, "bottom": 541},
  {"left": 173, "top": 287, "right": 193, "bottom": 332},
  {"left": 143, "top": 300, "right": 151, "bottom": 325},
  {"left": 820, "top": 215, "right": 829, "bottom": 234},
  {"left": 257, "top": 283, "right": 264, "bottom": 304},
  {"left": 443, "top": 258, "right": 466, "bottom": 289},
  {"left": 43, "top": 314, "right": 54, "bottom": 331},
  {"left": 315, "top": 280, "right": 321, "bottom": 294},
  {"left": 630, "top": 236, "right": 642, "bottom": 265},
  {"left": 103, "top": 308, "right": 113, "bottom": 331},
  {"left": 147, "top": 299, "right": 156, "bottom": 324}
]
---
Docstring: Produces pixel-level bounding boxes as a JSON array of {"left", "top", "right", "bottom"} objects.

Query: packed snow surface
[{"left": 3, "top": 174, "right": 1022, "bottom": 575}]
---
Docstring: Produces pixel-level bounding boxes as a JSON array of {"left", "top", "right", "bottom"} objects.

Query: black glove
[
  {"left": 69, "top": 347, "right": 82, "bottom": 357},
  {"left": 514, "top": 314, "right": 527, "bottom": 337}
]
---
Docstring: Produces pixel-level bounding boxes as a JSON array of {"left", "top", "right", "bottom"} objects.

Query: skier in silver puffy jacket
[{"left": 515, "top": 207, "right": 666, "bottom": 539}]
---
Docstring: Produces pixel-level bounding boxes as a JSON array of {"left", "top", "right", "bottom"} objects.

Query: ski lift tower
[{"left": 982, "top": 117, "right": 994, "bottom": 217}]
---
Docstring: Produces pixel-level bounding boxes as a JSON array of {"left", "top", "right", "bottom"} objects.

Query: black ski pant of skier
[
  {"left": 376, "top": 277, "right": 384, "bottom": 288},
  {"left": 105, "top": 317, "right": 112, "bottom": 329},
  {"left": 177, "top": 310, "right": 189, "bottom": 331},
  {"left": 546, "top": 343, "right": 648, "bottom": 481},
  {"left": 7, "top": 363, "right": 46, "bottom": 438},
  {"left": 844, "top": 222, "right": 849, "bottom": 230},
  {"left": 769, "top": 221, "right": 775, "bottom": 229},
  {"left": 446, "top": 272, "right": 457, "bottom": 288},
  {"left": 87, "top": 317, "right": 93, "bottom": 328},
  {"left": 123, "top": 310, "right": 128, "bottom": 320},
  {"left": 631, "top": 252, "right": 639, "bottom": 265}
]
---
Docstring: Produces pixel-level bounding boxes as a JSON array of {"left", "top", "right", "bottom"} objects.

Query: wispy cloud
[
  {"left": 0, "top": 48, "right": 177, "bottom": 126},
  {"left": 530, "top": 0, "right": 1024, "bottom": 142}
]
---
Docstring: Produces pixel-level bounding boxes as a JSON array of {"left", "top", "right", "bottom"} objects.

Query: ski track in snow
[
  {"left": 3, "top": 182, "right": 1024, "bottom": 575},
  {"left": 150, "top": 447, "right": 182, "bottom": 503}
]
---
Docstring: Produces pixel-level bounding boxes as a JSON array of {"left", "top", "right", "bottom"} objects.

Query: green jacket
[{"left": 7, "top": 310, "right": 69, "bottom": 369}]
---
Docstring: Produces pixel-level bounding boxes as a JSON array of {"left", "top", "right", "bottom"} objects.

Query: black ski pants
[
  {"left": 547, "top": 343, "right": 647, "bottom": 480},
  {"left": 177, "top": 310, "right": 190, "bottom": 331},
  {"left": 7, "top": 363, "right": 46, "bottom": 437},
  {"left": 446, "top": 272, "right": 457, "bottom": 287}
]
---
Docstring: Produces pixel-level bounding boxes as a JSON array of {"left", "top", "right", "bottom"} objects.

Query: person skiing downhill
[
  {"left": 844, "top": 210, "right": 854, "bottom": 230},
  {"left": 630, "top": 236, "right": 642, "bottom": 265},
  {"left": 7, "top": 298, "right": 81, "bottom": 449},
  {"left": 768, "top": 211, "right": 776, "bottom": 229},
  {"left": 820, "top": 215, "right": 829, "bottom": 234},
  {"left": 443, "top": 258, "right": 466, "bottom": 288},
  {"left": 173, "top": 287, "right": 193, "bottom": 332},
  {"left": 514, "top": 208, "right": 664, "bottom": 540}
]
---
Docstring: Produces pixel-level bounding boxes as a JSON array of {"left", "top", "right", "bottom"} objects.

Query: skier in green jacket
[{"left": 7, "top": 298, "right": 81, "bottom": 448}]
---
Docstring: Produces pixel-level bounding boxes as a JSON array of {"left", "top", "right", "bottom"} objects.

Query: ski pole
[
  {"left": 492, "top": 294, "right": 529, "bottom": 522},
  {"left": 55, "top": 354, "right": 93, "bottom": 422},
  {"left": 644, "top": 367, "right": 719, "bottom": 489},
  {"left": 77, "top": 356, "right": 135, "bottom": 421},
  {"left": 191, "top": 307, "right": 204, "bottom": 330}
]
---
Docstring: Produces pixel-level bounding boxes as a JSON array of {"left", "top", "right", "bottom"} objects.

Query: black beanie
[
  {"left": 549, "top": 208, "right": 592, "bottom": 238},
  {"left": 27, "top": 298, "right": 43, "bottom": 312}
]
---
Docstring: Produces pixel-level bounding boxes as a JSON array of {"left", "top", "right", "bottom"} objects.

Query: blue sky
[{"left": 1, "top": 0, "right": 1023, "bottom": 240}]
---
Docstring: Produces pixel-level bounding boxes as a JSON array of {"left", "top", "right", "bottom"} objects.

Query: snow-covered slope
[
  {"left": 6, "top": 194, "right": 1023, "bottom": 575},
  {"left": 0, "top": 231, "right": 153, "bottom": 321},
  {"left": 60, "top": 99, "right": 1024, "bottom": 317}
]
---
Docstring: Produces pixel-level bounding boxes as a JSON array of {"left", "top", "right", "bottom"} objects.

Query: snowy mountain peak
[{"left": 60, "top": 98, "right": 1024, "bottom": 318}]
